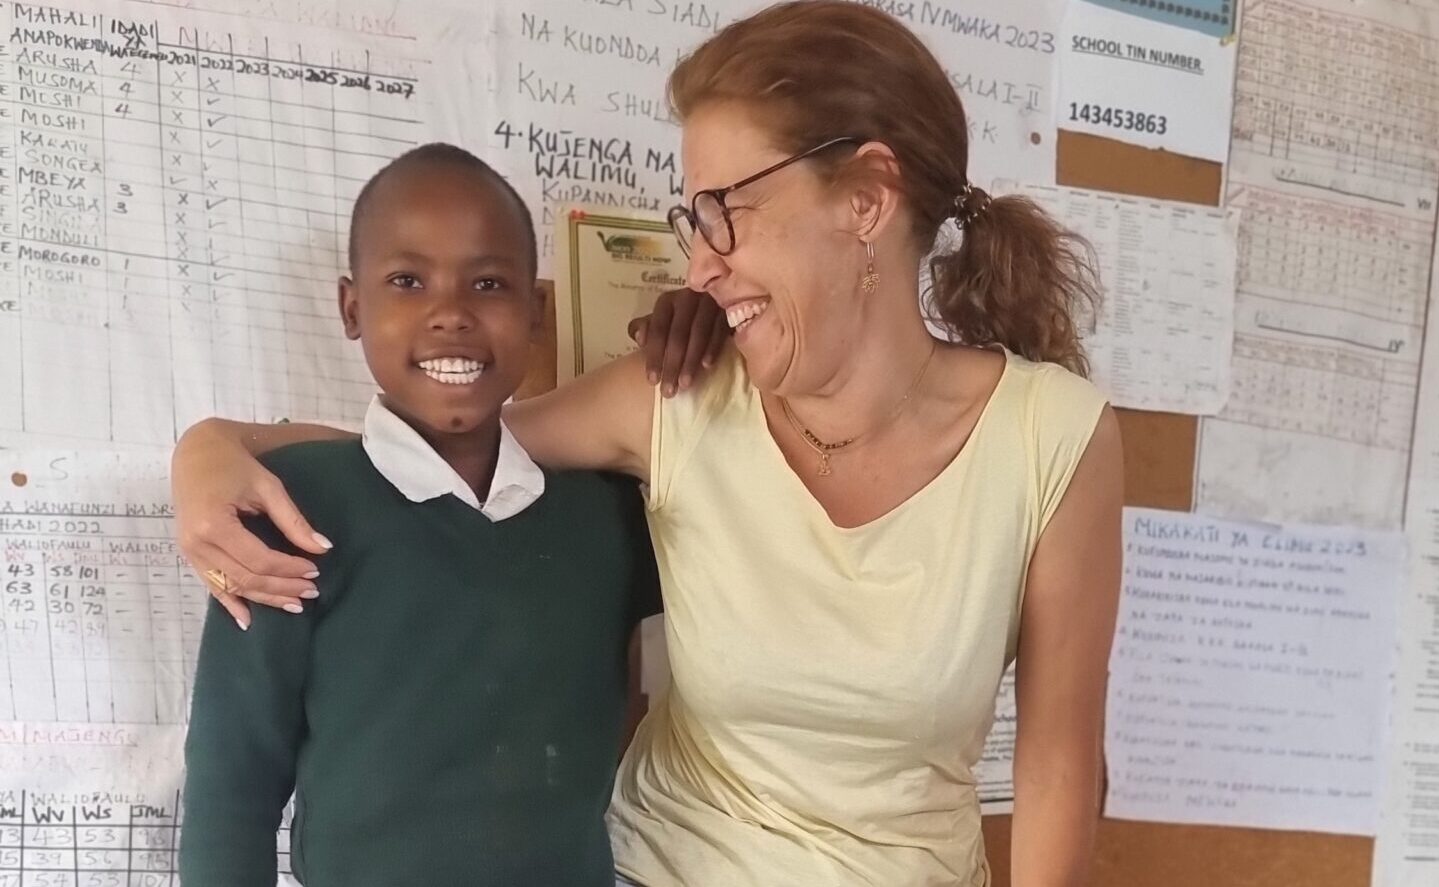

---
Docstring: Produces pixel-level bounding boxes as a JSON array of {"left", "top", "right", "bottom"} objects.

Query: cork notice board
[
  {"left": 522, "top": 131, "right": 1373, "bottom": 887},
  {"left": 973, "top": 132, "right": 1373, "bottom": 887}
]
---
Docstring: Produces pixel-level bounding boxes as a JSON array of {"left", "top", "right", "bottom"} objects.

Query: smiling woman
[
  {"left": 168, "top": 3, "right": 1122, "bottom": 886},
  {"left": 587, "top": 6, "right": 1122, "bottom": 885}
]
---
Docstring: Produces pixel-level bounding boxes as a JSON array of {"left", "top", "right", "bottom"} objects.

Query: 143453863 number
[{"left": 1069, "top": 103, "right": 1167, "bottom": 135}]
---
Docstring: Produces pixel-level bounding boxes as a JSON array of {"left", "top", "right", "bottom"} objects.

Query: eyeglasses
[{"left": 667, "top": 137, "right": 861, "bottom": 258}]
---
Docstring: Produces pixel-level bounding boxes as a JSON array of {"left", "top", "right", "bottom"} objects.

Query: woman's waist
[
  {"left": 616, "top": 696, "right": 985, "bottom": 848},
  {"left": 610, "top": 729, "right": 987, "bottom": 887}
]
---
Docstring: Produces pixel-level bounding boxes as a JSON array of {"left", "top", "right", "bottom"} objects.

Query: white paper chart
[
  {"left": 0, "top": 790, "right": 188, "bottom": 887},
  {"left": 0, "top": 458, "right": 199, "bottom": 727},
  {"left": 1107, "top": 508, "right": 1405, "bottom": 835},
  {"left": 997, "top": 182, "right": 1237, "bottom": 415},
  {"left": 972, "top": 666, "right": 1017, "bottom": 814},
  {"left": 1372, "top": 232, "right": 1439, "bottom": 887},
  {"left": 0, "top": 0, "right": 434, "bottom": 448},
  {"left": 0, "top": 452, "right": 179, "bottom": 884},
  {"left": 1230, "top": 0, "right": 1439, "bottom": 216},
  {"left": 0, "top": 790, "right": 300, "bottom": 887},
  {"left": 1195, "top": 0, "right": 1439, "bottom": 530},
  {"left": 1215, "top": 186, "right": 1427, "bottom": 454},
  {"left": 0, "top": 450, "right": 309, "bottom": 886}
]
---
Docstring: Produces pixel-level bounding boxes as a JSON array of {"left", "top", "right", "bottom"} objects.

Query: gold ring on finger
[{"left": 202, "top": 568, "right": 233, "bottom": 594}]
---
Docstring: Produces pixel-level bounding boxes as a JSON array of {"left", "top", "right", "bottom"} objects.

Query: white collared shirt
[{"left": 361, "top": 395, "right": 545, "bottom": 522}]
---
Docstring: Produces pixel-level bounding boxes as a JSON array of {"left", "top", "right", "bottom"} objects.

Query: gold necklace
[{"left": 779, "top": 340, "right": 938, "bottom": 477}]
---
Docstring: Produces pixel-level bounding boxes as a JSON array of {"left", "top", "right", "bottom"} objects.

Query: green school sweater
[{"left": 181, "top": 440, "right": 659, "bottom": 887}]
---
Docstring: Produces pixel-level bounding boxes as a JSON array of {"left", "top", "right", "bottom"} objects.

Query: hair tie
[{"left": 952, "top": 182, "right": 992, "bottom": 229}]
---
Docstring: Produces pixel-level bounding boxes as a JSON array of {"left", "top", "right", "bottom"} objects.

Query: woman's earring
[{"left": 862, "top": 241, "right": 879, "bottom": 293}]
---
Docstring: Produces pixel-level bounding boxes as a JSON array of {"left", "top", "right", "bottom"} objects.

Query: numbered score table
[
  {"left": 0, "top": 792, "right": 296, "bottom": 886},
  {"left": 0, "top": 792, "right": 180, "bottom": 886},
  {"left": 0, "top": 448, "right": 300, "bottom": 884}
]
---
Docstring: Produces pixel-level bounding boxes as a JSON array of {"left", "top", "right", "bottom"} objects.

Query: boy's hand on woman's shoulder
[{"left": 627, "top": 288, "right": 730, "bottom": 398}]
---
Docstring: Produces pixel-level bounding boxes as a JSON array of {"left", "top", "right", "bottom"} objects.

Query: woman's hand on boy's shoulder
[
  {"left": 627, "top": 288, "right": 730, "bottom": 398},
  {"left": 173, "top": 419, "right": 332, "bottom": 629}
]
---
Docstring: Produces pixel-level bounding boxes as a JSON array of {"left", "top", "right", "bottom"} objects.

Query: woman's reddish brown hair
[{"left": 669, "top": 0, "right": 1098, "bottom": 375}]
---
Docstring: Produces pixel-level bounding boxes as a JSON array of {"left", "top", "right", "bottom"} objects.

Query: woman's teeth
[
  {"left": 418, "top": 357, "right": 485, "bottom": 385},
  {"left": 726, "top": 299, "right": 769, "bottom": 331}
]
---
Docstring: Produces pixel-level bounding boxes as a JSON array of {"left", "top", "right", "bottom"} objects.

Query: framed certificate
[{"left": 554, "top": 207, "right": 689, "bottom": 380}]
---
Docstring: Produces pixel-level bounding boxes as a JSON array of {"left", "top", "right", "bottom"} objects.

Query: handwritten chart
[
  {"left": 1196, "top": 0, "right": 1439, "bottom": 530},
  {"left": 998, "top": 182, "right": 1237, "bottom": 414},
  {"left": 1214, "top": 186, "right": 1425, "bottom": 460},
  {"left": 1230, "top": 0, "right": 1439, "bottom": 214},
  {"left": 0, "top": 451, "right": 311, "bottom": 885},
  {"left": 1, "top": 474, "right": 197, "bottom": 726},
  {"left": 0, "top": 9, "right": 454, "bottom": 877},
  {"left": 485, "top": 0, "right": 1065, "bottom": 264},
  {"left": 1107, "top": 508, "right": 1405, "bottom": 834},
  {"left": 1, "top": 452, "right": 192, "bottom": 722},
  {"left": 974, "top": 668, "right": 1017, "bottom": 814},
  {"left": 0, "top": 791, "right": 299, "bottom": 887},
  {"left": 1373, "top": 233, "right": 1439, "bottom": 887},
  {"left": 0, "top": 0, "right": 432, "bottom": 448}
]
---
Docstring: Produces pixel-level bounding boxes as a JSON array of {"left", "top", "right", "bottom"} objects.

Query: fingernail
[
  {"left": 679, "top": 374, "right": 693, "bottom": 389},
  {"left": 663, "top": 384, "right": 675, "bottom": 397},
  {"left": 702, "top": 356, "right": 715, "bottom": 367},
  {"left": 313, "top": 533, "right": 333, "bottom": 550},
  {"left": 235, "top": 617, "right": 250, "bottom": 631},
  {"left": 648, "top": 371, "right": 659, "bottom": 385},
  {"left": 300, "top": 588, "right": 320, "bottom": 599},
  {"left": 302, "top": 570, "right": 320, "bottom": 580},
  {"left": 283, "top": 603, "right": 304, "bottom": 614}
]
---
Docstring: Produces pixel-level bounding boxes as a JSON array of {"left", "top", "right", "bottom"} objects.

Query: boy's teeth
[
  {"left": 419, "top": 358, "right": 483, "bottom": 371},
  {"left": 418, "top": 357, "right": 485, "bottom": 384}
]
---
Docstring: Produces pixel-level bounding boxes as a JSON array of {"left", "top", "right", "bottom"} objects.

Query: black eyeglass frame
[{"left": 667, "top": 136, "right": 862, "bottom": 257}]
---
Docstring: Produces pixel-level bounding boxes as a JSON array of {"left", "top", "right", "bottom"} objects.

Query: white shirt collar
[{"left": 361, "top": 395, "right": 545, "bottom": 522}]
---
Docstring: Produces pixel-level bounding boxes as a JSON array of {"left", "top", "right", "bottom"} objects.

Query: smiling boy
[{"left": 179, "top": 144, "right": 659, "bottom": 887}]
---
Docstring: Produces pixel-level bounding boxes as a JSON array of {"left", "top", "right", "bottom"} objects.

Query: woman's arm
[
  {"left": 172, "top": 289, "right": 724, "bottom": 622},
  {"left": 1011, "top": 406, "right": 1124, "bottom": 887},
  {"left": 168, "top": 377, "right": 652, "bottom": 624},
  {"left": 507, "top": 286, "right": 726, "bottom": 473},
  {"left": 503, "top": 351, "right": 654, "bottom": 476}
]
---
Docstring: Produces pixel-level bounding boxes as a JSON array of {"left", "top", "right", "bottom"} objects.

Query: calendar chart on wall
[
  {"left": 0, "top": 0, "right": 470, "bottom": 882},
  {"left": 0, "top": 0, "right": 440, "bottom": 449},
  {"left": 1195, "top": 0, "right": 1439, "bottom": 531}
]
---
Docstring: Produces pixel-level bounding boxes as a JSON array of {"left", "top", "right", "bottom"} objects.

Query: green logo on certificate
[{"left": 596, "top": 230, "right": 674, "bottom": 265}]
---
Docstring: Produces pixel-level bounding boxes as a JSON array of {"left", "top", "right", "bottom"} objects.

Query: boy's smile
[
  {"left": 339, "top": 158, "right": 538, "bottom": 491},
  {"left": 418, "top": 356, "right": 487, "bottom": 385}
]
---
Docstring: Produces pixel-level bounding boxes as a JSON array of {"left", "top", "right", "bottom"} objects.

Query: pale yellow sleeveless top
[{"left": 609, "top": 347, "right": 1108, "bottom": 887}]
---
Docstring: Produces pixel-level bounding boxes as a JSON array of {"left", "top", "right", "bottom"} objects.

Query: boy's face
[{"left": 340, "top": 164, "right": 537, "bottom": 440}]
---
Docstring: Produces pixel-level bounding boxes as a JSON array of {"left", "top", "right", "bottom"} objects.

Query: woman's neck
[{"left": 778, "top": 272, "right": 941, "bottom": 443}]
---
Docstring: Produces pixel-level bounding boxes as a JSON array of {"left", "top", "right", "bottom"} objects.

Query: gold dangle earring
[{"left": 861, "top": 240, "right": 879, "bottom": 293}]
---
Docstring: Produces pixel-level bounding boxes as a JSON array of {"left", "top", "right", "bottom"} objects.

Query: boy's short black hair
[{"left": 347, "top": 142, "right": 536, "bottom": 276}]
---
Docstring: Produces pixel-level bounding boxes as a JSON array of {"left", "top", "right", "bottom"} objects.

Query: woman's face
[{"left": 680, "top": 103, "right": 872, "bottom": 396}]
